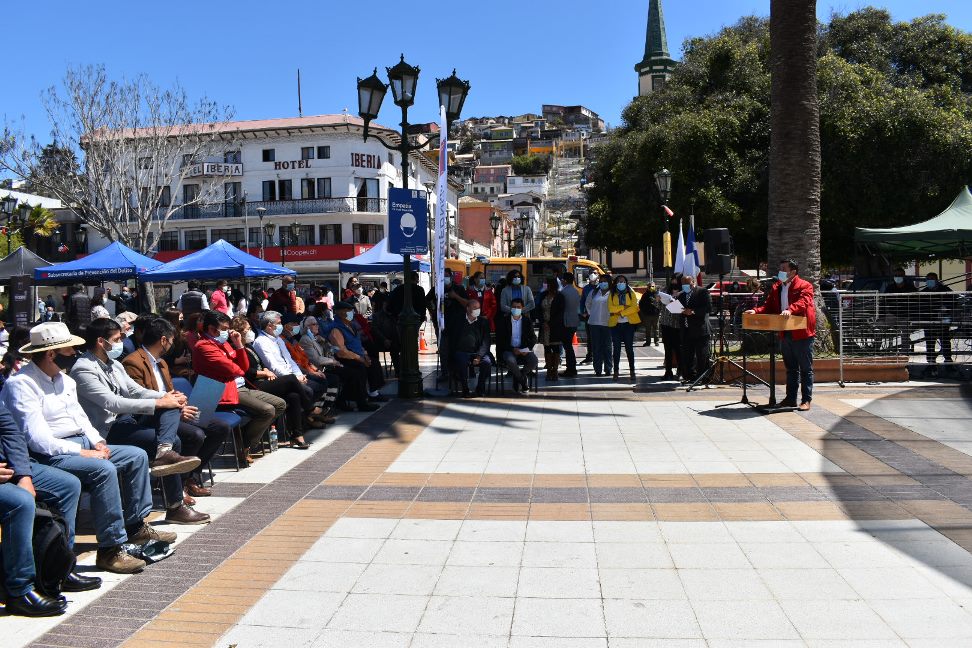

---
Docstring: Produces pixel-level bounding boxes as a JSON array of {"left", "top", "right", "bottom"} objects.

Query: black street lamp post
[
  {"left": 0, "top": 197, "right": 32, "bottom": 256},
  {"left": 489, "top": 212, "right": 500, "bottom": 256},
  {"left": 256, "top": 207, "right": 269, "bottom": 260},
  {"left": 356, "top": 56, "right": 470, "bottom": 399}
]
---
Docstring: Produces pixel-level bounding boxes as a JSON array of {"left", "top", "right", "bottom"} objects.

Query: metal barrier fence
[{"left": 707, "top": 289, "right": 972, "bottom": 382}]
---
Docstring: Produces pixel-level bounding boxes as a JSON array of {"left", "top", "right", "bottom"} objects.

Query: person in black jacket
[
  {"left": 449, "top": 299, "right": 493, "bottom": 397},
  {"left": 920, "top": 272, "right": 954, "bottom": 364},
  {"left": 496, "top": 298, "right": 538, "bottom": 393},
  {"left": 537, "top": 275, "right": 566, "bottom": 382},
  {"left": 0, "top": 406, "right": 101, "bottom": 616},
  {"left": 64, "top": 284, "right": 92, "bottom": 334},
  {"left": 678, "top": 275, "right": 713, "bottom": 382},
  {"left": 640, "top": 283, "right": 660, "bottom": 346}
]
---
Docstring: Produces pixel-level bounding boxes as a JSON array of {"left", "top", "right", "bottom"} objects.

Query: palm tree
[{"left": 767, "top": 0, "right": 821, "bottom": 285}]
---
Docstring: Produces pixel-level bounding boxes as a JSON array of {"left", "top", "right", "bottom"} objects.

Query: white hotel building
[{"left": 86, "top": 114, "right": 461, "bottom": 283}]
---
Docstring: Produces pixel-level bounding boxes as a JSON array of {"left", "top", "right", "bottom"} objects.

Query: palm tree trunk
[{"left": 768, "top": 0, "right": 821, "bottom": 283}]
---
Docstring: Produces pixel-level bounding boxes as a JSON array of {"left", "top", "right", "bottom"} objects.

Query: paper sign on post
[{"left": 666, "top": 300, "right": 684, "bottom": 314}]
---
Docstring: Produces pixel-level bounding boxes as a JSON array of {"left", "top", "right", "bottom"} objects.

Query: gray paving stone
[{"left": 474, "top": 487, "right": 532, "bottom": 503}]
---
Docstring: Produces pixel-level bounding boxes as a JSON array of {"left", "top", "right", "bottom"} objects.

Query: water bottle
[{"left": 269, "top": 425, "right": 278, "bottom": 452}]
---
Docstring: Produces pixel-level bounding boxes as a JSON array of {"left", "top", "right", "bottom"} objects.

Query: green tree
[
  {"left": 586, "top": 9, "right": 972, "bottom": 267},
  {"left": 511, "top": 154, "right": 552, "bottom": 176}
]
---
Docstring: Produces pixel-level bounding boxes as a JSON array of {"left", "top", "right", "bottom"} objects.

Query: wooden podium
[{"left": 741, "top": 313, "right": 806, "bottom": 412}]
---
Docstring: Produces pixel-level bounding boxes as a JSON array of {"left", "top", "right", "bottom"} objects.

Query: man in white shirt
[
  {"left": 252, "top": 311, "right": 305, "bottom": 379},
  {"left": 0, "top": 322, "right": 173, "bottom": 574}
]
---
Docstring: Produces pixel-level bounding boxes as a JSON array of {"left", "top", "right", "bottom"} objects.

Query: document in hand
[
  {"left": 658, "top": 292, "right": 674, "bottom": 305},
  {"left": 187, "top": 375, "right": 227, "bottom": 426},
  {"left": 666, "top": 300, "right": 685, "bottom": 314}
]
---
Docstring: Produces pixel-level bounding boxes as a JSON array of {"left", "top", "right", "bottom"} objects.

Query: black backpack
[{"left": 31, "top": 502, "right": 76, "bottom": 596}]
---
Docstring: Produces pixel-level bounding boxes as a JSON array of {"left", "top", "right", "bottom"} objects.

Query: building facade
[{"left": 84, "top": 115, "right": 460, "bottom": 282}]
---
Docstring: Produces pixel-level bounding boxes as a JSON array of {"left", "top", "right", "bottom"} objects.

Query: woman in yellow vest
[{"left": 608, "top": 274, "right": 641, "bottom": 381}]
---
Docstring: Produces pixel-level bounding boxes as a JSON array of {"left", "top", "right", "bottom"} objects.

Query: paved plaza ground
[{"left": 7, "top": 345, "right": 972, "bottom": 647}]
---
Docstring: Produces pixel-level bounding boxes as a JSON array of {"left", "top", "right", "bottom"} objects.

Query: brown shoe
[
  {"left": 798, "top": 402, "right": 811, "bottom": 411},
  {"left": 128, "top": 522, "right": 178, "bottom": 545},
  {"left": 185, "top": 477, "right": 212, "bottom": 498},
  {"left": 165, "top": 504, "right": 210, "bottom": 525},
  {"left": 149, "top": 451, "right": 201, "bottom": 478},
  {"left": 96, "top": 546, "right": 146, "bottom": 574},
  {"left": 183, "top": 494, "right": 196, "bottom": 507}
]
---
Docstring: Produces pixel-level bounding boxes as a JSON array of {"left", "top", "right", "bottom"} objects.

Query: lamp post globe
[
  {"left": 356, "top": 69, "right": 388, "bottom": 141},
  {"left": 386, "top": 55, "right": 420, "bottom": 108},
  {"left": 654, "top": 168, "right": 672, "bottom": 204},
  {"left": 436, "top": 69, "right": 471, "bottom": 125}
]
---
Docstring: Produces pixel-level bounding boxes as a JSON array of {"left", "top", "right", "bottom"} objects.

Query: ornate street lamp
[
  {"left": 489, "top": 212, "right": 500, "bottom": 256},
  {"left": 355, "top": 55, "right": 470, "bottom": 399},
  {"left": 655, "top": 169, "right": 673, "bottom": 270},
  {"left": 262, "top": 220, "right": 276, "bottom": 262},
  {"left": 256, "top": 207, "right": 268, "bottom": 260},
  {"left": 76, "top": 227, "right": 88, "bottom": 256},
  {"left": 518, "top": 212, "right": 530, "bottom": 257}
]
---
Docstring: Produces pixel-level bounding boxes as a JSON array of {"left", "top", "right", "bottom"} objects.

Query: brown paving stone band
[{"left": 27, "top": 401, "right": 441, "bottom": 648}]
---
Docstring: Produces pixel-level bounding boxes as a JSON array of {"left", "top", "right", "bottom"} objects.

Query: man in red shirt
[
  {"left": 268, "top": 279, "right": 298, "bottom": 315},
  {"left": 466, "top": 271, "right": 497, "bottom": 332},
  {"left": 745, "top": 259, "right": 816, "bottom": 411},
  {"left": 191, "top": 311, "right": 283, "bottom": 464}
]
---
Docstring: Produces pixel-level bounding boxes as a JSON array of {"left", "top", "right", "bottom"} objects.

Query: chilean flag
[{"left": 682, "top": 225, "right": 700, "bottom": 279}]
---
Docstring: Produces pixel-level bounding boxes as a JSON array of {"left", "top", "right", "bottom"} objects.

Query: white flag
[{"left": 674, "top": 220, "right": 686, "bottom": 275}]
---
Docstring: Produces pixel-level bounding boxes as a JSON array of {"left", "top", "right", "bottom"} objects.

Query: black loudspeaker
[{"left": 703, "top": 228, "right": 733, "bottom": 275}]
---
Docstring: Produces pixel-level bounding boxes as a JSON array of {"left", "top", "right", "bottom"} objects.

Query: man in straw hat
[{"left": 0, "top": 322, "right": 173, "bottom": 574}]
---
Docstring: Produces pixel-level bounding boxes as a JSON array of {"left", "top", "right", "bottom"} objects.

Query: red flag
[{"left": 662, "top": 205, "right": 674, "bottom": 218}]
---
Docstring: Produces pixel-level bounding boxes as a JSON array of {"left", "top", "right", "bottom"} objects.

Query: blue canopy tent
[
  {"left": 140, "top": 239, "right": 296, "bottom": 281},
  {"left": 338, "top": 238, "right": 430, "bottom": 273},
  {"left": 34, "top": 241, "right": 162, "bottom": 283}
]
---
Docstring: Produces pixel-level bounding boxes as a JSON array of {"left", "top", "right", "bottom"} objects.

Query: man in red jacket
[
  {"left": 191, "top": 311, "right": 282, "bottom": 463},
  {"left": 745, "top": 259, "right": 816, "bottom": 411}
]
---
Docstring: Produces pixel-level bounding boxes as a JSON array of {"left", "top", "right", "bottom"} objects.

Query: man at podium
[{"left": 744, "top": 259, "right": 816, "bottom": 411}]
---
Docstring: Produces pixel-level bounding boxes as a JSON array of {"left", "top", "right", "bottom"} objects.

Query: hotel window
[
  {"left": 316, "top": 145, "right": 330, "bottom": 159},
  {"left": 301, "top": 178, "right": 316, "bottom": 200},
  {"left": 262, "top": 148, "right": 275, "bottom": 162},
  {"left": 158, "top": 230, "right": 179, "bottom": 251},
  {"left": 317, "top": 177, "right": 332, "bottom": 199},
  {"left": 211, "top": 228, "right": 244, "bottom": 247},
  {"left": 353, "top": 224, "right": 384, "bottom": 244},
  {"left": 262, "top": 180, "right": 276, "bottom": 201},
  {"left": 181, "top": 154, "right": 194, "bottom": 167},
  {"left": 278, "top": 179, "right": 293, "bottom": 201},
  {"left": 224, "top": 150, "right": 241, "bottom": 164},
  {"left": 319, "top": 224, "right": 342, "bottom": 245},
  {"left": 137, "top": 157, "right": 152, "bottom": 170},
  {"left": 248, "top": 227, "right": 265, "bottom": 248},
  {"left": 159, "top": 186, "right": 171, "bottom": 207},
  {"left": 301, "top": 146, "right": 314, "bottom": 160},
  {"left": 184, "top": 229, "right": 208, "bottom": 250},
  {"left": 294, "top": 225, "right": 314, "bottom": 246}
]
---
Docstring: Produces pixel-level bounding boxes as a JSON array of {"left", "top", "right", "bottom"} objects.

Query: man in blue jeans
[
  {"left": 1, "top": 322, "right": 176, "bottom": 574},
  {"left": 1, "top": 405, "right": 101, "bottom": 616},
  {"left": 71, "top": 318, "right": 208, "bottom": 525}
]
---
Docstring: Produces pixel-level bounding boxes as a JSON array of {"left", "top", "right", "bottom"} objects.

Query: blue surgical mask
[
  {"left": 344, "top": 310, "right": 354, "bottom": 322},
  {"left": 598, "top": 282, "right": 608, "bottom": 291},
  {"left": 512, "top": 277, "right": 522, "bottom": 286},
  {"left": 511, "top": 308, "right": 522, "bottom": 317},
  {"left": 477, "top": 279, "right": 486, "bottom": 288},
  {"left": 616, "top": 282, "right": 627, "bottom": 292},
  {"left": 107, "top": 341, "right": 124, "bottom": 360},
  {"left": 777, "top": 271, "right": 789, "bottom": 283},
  {"left": 216, "top": 330, "right": 229, "bottom": 344},
  {"left": 926, "top": 279, "right": 937, "bottom": 288},
  {"left": 290, "top": 324, "right": 301, "bottom": 336},
  {"left": 893, "top": 276, "right": 904, "bottom": 285},
  {"left": 273, "top": 324, "right": 284, "bottom": 336},
  {"left": 682, "top": 284, "right": 692, "bottom": 294}
]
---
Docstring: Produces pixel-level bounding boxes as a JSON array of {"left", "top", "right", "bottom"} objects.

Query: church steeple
[{"left": 634, "top": 0, "right": 676, "bottom": 97}]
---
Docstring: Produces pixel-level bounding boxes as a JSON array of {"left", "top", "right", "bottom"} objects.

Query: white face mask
[
  {"left": 215, "top": 330, "right": 229, "bottom": 344},
  {"left": 470, "top": 309, "right": 481, "bottom": 318},
  {"left": 107, "top": 341, "right": 124, "bottom": 360},
  {"left": 261, "top": 299, "right": 269, "bottom": 310},
  {"left": 244, "top": 330, "right": 255, "bottom": 344}
]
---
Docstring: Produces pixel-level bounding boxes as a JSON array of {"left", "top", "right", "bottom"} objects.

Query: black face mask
[{"left": 54, "top": 351, "right": 77, "bottom": 371}]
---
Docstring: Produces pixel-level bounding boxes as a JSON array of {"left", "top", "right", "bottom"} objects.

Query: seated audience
[
  {"left": 124, "top": 317, "right": 229, "bottom": 502},
  {"left": 0, "top": 322, "right": 174, "bottom": 574},
  {"left": 192, "top": 311, "right": 283, "bottom": 465},
  {"left": 327, "top": 303, "right": 379, "bottom": 412},
  {"left": 71, "top": 318, "right": 207, "bottom": 525}
]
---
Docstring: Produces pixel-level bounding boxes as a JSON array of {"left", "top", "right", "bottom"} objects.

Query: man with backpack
[{"left": 1, "top": 405, "right": 102, "bottom": 616}]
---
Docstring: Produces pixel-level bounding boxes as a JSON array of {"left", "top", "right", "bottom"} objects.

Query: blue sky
[{"left": 3, "top": 0, "right": 970, "bottom": 142}]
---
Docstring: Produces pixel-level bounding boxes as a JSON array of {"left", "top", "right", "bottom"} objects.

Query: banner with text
[
  {"left": 387, "top": 188, "right": 428, "bottom": 255},
  {"left": 435, "top": 105, "right": 448, "bottom": 333}
]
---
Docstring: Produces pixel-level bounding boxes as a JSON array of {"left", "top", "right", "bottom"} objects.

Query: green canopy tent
[{"left": 855, "top": 187, "right": 972, "bottom": 257}]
